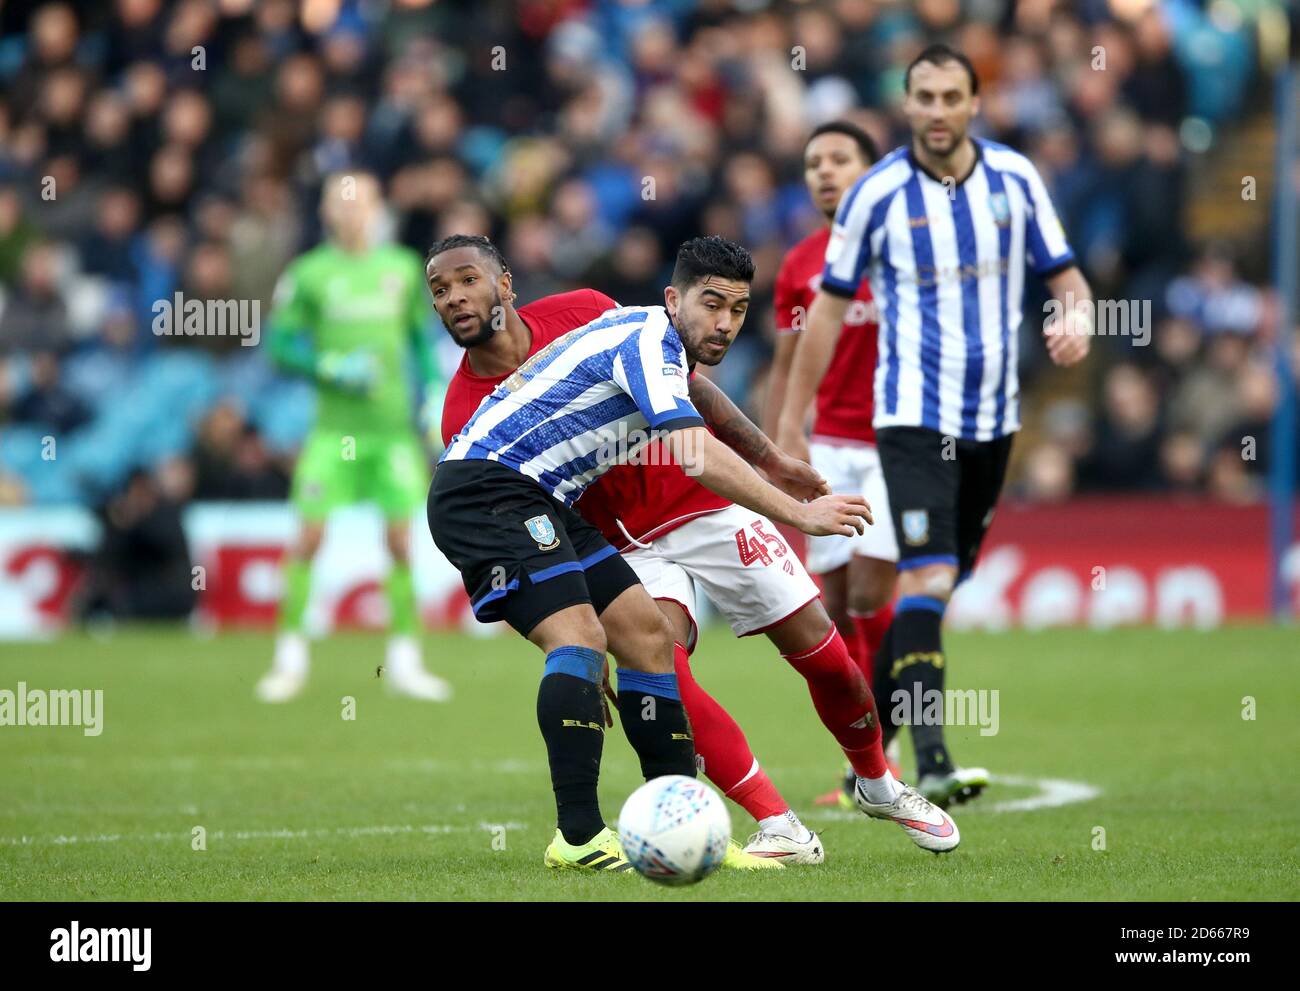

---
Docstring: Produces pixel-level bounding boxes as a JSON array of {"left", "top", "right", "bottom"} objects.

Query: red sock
[
  {"left": 852, "top": 601, "right": 895, "bottom": 670},
  {"left": 842, "top": 623, "right": 870, "bottom": 680},
  {"left": 782, "top": 627, "right": 887, "bottom": 779},
  {"left": 673, "top": 642, "right": 789, "bottom": 821}
]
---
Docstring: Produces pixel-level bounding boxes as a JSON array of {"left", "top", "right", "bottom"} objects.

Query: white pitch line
[
  {"left": 809, "top": 773, "right": 1100, "bottom": 821},
  {"left": 981, "top": 774, "right": 1101, "bottom": 813},
  {"left": 0, "top": 821, "right": 528, "bottom": 848}
]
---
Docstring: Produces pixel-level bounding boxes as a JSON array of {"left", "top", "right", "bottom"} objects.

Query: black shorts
[
  {"left": 876, "top": 426, "right": 1013, "bottom": 580},
  {"left": 427, "top": 459, "right": 640, "bottom": 636}
]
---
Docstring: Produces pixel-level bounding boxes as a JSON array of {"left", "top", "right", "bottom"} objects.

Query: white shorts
[
  {"left": 622, "top": 504, "right": 821, "bottom": 648},
  {"left": 805, "top": 440, "right": 899, "bottom": 574}
]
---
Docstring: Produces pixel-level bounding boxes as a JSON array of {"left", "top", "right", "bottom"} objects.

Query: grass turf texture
[{"left": 1, "top": 624, "right": 1296, "bottom": 901}]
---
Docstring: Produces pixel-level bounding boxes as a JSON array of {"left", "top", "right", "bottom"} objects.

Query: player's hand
[
  {"left": 775, "top": 416, "right": 811, "bottom": 465},
  {"left": 600, "top": 660, "right": 616, "bottom": 728},
  {"left": 795, "top": 493, "right": 872, "bottom": 537},
  {"left": 317, "top": 350, "right": 378, "bottom": 394},
  {"left": 1043, "top": 309, "right": 1092, "bottom": 367},
  {"left": 762, "top": 452, "right": 829, "bottom": 502}
]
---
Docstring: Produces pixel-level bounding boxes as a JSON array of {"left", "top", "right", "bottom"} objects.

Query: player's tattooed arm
[
  {"left": 688, "top": 375, "right": 828, "bottom": 501},
  {"left": 688, "top": 374, "right": 775, "bottom": 468},
  {"left": 666, "top": 427, "right": 863, "bottom": 536}
]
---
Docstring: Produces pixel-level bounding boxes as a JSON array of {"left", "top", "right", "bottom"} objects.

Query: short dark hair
[
  {"left": 671, "top": 235, "right": 755, "bottom": 290},
  {"left": 806, "top": 120, "right": 880, "bottom": 165},
  {"left": 425, "top": 233, "right": 508, "bottom": 274},
  {"left": 905, "top": 43, "right": 979, "bottom": 95}
]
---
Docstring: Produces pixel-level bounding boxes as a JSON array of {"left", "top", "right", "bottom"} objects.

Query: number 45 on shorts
[{"left": 734, "top": 519, "right": 793, "bottom": 572}]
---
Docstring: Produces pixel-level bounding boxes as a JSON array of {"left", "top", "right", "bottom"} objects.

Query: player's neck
[
  {"left": 910, "top": 136, "right": 977, "bottom": 186},
  {"left": 465, "top": 307, "right": 531, "bottom": 377},
  {"left": 333, "top": 234, "right": 371, "bottom": 255}
]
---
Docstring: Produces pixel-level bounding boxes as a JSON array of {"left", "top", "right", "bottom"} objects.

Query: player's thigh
[
  {"left": 623, "top": 545, "right": 699, "bottom": 651},
  {"left": 953, "top": 434, "right": 1014, "bottom": 580},
  {"left": 427, "top": 460, "right": 600, "bottom": 639},
  {"left": 367, "top": 433, "right": 431, "bottom": 522},
  {"left": 876, "top": 426, "right": 960, "bottom": 571},
  {"left": 665, "top": 506, "right": 820, "bottom": 638},
  {"left": 291, "top": 431, "right": 361, "bottom": 521}
]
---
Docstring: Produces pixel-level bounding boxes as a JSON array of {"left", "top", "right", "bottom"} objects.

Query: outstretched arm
[
  {"left": 688, "top": 374, "right": 827, "bottom": 500},
  {"left": 664, "top": 426, "right": 869, "bottom": 537}
]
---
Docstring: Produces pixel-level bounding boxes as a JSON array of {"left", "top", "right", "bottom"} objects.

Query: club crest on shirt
[
  {"left": 989, "top": 192, "right": 1011, "bottom": 227},
  {"left": 524, "top": 514, "right": 560, "bottom": 551},
  {"left": 901, "top": 509, "right": 930, "bottom": 546}
]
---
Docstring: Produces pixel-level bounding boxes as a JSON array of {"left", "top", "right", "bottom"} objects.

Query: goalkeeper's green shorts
[{"left": 291, "top": 430, "right": 430, "bottom": 522}]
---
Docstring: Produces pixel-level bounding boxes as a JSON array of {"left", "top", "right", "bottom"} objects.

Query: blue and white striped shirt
[
  {"left": 822, "top": 139, "right": 1075, "bottom": 441},
  {"left": 440, "top": 305, "right": 704, "bottom": 504}
]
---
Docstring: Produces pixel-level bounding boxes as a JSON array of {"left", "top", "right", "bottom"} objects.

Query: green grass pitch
[{"left": 1, "top": 624, "right": 1296, "bottom": 901}]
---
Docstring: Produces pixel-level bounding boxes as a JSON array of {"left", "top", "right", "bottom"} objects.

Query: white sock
[
  {"left": 859, "top": 769, "right": 901, "bottom": 805},
  {"left": 385, "top": 634, "right": 422, "bottom": 678},
  {"left": 273, "top": 631, "right": 309, "bottom": 677},
  {"left": 758, "top": 809, "right": 812, "bottom": 844}
]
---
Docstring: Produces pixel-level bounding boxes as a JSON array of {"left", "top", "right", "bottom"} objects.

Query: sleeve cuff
[
  {"left": 818, "top": 276, "right": 859, "bottom": 299},
  {"left": 1036, "top": 255, "right": 1077, "bottom": 278},
  {"left": 648, "top": 415, "right": 705, "bottom": 433}
]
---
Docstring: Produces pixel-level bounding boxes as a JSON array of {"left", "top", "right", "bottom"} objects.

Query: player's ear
[{"left": 664, "top": 284, "right": 679, "bottom": 316}]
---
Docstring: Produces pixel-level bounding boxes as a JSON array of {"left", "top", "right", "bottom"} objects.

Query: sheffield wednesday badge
[
  {"left": 524, "top": 514, "right": 560, "bottom": 551},
  {"left": 989, "top": 191, "right": 1011, "bottom": 227},
  {"left": 901, "top": 509, "right": 930, "bottom": 547}
]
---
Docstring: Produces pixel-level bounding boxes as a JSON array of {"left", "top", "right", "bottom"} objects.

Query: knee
[
  {"left": 616, "top": 611, "right": 676, "bottom": 675},
  {"left": 296, "top": 523, "right": 325, "bottom": 559},
  {"left": 385, "top": 526, "right": 410, "bottom": 564},
  {"left": 538, "top": 614, "right": 607, "bottom": 657},
  {"left": 848, "top": 575, "right": 896, "bottom": 615},
  {"left": 896, "top": 564, "right": 955, "bottom": 603}
]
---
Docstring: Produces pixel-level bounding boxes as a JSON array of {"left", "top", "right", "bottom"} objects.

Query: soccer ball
[{"left": 617, "top": 775, "right": 731, "bottom": 885}]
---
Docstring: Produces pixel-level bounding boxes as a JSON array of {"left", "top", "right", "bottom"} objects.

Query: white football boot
[
  {"left": 854, "top": 778, "right": 960, "bottom": 854},
  {"left": 255, "top": 632, "right": 309, "bottom": 703},
  {"left": 743, "top": 829, "right": 825, "bottom": 865},
  {"left": 384, "top": 635, "right": 453, "bottom": 702}
]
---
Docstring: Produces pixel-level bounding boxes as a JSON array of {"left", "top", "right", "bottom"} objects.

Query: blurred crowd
[{"left": 0, "top": 0, "right": 1296, "bottom": 518}]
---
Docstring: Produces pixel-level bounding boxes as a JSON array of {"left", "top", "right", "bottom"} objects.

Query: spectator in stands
[
  {"left": 79, "top": 466, "right": 196, "bottom": 620},
  {"left": 0, "top": 241, "right": 73, "bottom": 355},
  {"left": 1077, "top": 364, "right": 1166, "bottom": 492},
  {"left": 9, "top": 349, "right": 91, "bottom": 434}
]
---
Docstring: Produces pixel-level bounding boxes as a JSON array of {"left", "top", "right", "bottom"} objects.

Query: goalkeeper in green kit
[{"left": 256, "top": 171, "right": 451, "bottom": 703}]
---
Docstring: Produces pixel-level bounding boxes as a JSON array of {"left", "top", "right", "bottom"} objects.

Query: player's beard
[
  {"left": 448, "top": 289, "right": 502, "bottom": 349},
  {"left": 677, "top": 311, "right": 731, "bottom": 367},
  {"left": 917, "top": 121, "right": 966, "bottom": 160}
]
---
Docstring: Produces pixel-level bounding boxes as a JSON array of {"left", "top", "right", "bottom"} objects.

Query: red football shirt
[
  {"left": 774, "top": 227, "right": 879, "bottom": 444},
  {"left": 440, "top": 289, "right": 619, "bottom": 447},
  {"left": 439, "top": 290, "right": 730, "bottom": 550}
]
